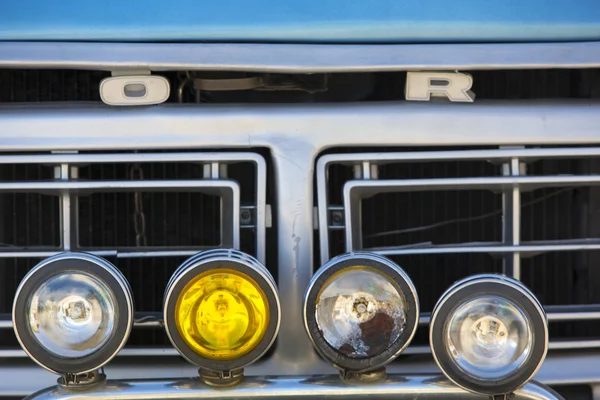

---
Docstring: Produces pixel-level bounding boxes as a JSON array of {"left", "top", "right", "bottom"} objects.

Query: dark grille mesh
[
  {"left": 1, "top": 68, "right": 599, "bottom": 103},
  {"left": 77, "top": 163, "right": 222, "bottom": 248},
  {"left": 0, "top": 70, "right": 108, "bottom": 102}
]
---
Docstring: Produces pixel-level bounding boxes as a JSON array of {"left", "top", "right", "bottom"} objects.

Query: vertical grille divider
[{"left": 502, "top": 157, "right": 522, "bottom": 280}]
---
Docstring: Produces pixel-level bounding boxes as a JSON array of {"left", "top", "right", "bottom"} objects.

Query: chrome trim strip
[
  {"left": 0, "top": 41, "right": 599, "bottom": 72},
  {"left": 317, "top": 147, "right": 600, "bottom": 165},
  {"left": 22, "top": 375, "right": 561, "bottom": 400},
  {"left": 344, "top": 175, "right": 600, "bottom": 195}
]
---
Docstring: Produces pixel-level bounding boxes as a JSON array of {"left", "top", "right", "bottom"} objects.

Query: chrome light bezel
[
  {"left": 303, "top": 252, "right": 419, "bottom": 372},
  {"left": 429, "top": 274, "right": 548, "bottom": 396},
  {"left": 12, "top": 252, "right": 134, "bottom": 375},
  {"left": 163, "top": 249, "right": 281, "bottom": 372}
]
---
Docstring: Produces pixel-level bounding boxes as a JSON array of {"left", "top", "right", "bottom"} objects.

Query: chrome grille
[
  {"left": 0, "top": 152, "right": 267, "bottom": 357},
  {"left": 317, "top": 147, "right": 600, "bottom": 354}
]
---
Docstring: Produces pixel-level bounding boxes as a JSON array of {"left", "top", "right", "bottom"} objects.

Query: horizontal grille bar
[
  {"left": 0, "top": 152, "right": 266, "bottom": 165},
  {"left": 0, "top": 179, "right": 240, "bottom": 193},
  {"left": 417, "top": 305, "right": 600, "bottom": 325},
  {"left": 344, "top": 175, "right": 600, "bottom": 195},
  {"left": 0, "top": 249, "right": 218, "bottom": 258},
  {"left": 361, "top": 241, "right": 600, "bottom": 256},
  {"left": 318, "top": 147, "right": 600, "bottom": 165}
]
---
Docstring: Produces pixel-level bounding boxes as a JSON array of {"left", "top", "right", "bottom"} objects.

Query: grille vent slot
[
  {"left": 317, "top": 147, "right": 600, "bottom": 354},
  {"left": 0, "top": 152, "right": 267, "bottom": 355}
]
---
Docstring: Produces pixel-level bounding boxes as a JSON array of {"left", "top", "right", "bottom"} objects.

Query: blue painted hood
[{"left": 3, "top": 0, "right": 600, "bottom": 42}]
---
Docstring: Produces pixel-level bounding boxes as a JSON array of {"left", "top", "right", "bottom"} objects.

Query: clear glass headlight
[
  {"left": 446, "top": 295, "right": 532, "bottom": 380},
  {"left": 304, "top": 253, "right": 419, "bottom": 374},
  {"left": 28, "top": 271, "right": 117, "bottom": 358},
  {"left": 430, "top": 274, "right": 548, "bottom": 397},
  {"left": 13, "top": 253, "right": 133, "bottom": 375},
  {"left": 316, "top": 267, "right": 407, "bottom": 358},
  {"left": 164, "top": 249, "right": 280, "bottom": 375}
]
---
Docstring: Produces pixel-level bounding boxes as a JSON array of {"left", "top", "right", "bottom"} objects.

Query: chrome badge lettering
[{"left": 405, "top": 71, "right": 475, "bottom": 102}]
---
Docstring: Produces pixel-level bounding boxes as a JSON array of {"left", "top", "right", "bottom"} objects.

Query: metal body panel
[
  {"left": 2, "top": 0, "right": 600, "bottom": 42},
  {"left": 3, "top": 41, "right": 600, "bottom": 72},
  {"left": 1, "top": 101, "right": 600, "bottom": 151}
]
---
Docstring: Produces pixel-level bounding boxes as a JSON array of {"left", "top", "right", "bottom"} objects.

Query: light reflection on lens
[
  {"left": 315, "top": 266, "right": 406, "bottom": 358},
  {"left": 27, "top": 271, "right": 117, "bottom": 358},
  {"left": 445, "top": 295, "right": 532, "bottom": 380}
]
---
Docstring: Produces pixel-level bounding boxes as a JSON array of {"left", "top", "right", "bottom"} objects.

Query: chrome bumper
[{"left": 25, "top": 375, "right": 563, "bottom": 400}]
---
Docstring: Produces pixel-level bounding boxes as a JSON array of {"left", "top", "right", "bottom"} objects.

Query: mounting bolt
[
  {"left": 331, "top": 210, "right": 344, "bottom": 226},
  {"left": 240, "top": 209, "right": 253, "bottom": 226}
]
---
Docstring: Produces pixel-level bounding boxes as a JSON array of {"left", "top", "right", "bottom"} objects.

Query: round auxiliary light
[
  {"left": 303, "top": 252, "right": 419, "bottom": 373},
  {"left": 164, "top": 249, "right": 280, "bottom": 372},
  {"left": 430, "top": 274, "right": 548, "bottom": 396},
  {"left": 12, "top": 253, "right": 134, "bottom": 375}
]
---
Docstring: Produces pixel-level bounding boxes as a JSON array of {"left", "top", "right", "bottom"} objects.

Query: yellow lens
[{"left": 175, "top": 268, "right": 269, "bottom": 360}]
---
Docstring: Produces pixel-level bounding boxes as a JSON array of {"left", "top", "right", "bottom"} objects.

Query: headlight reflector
[
  {"left": 304, "top": 253, "right": 419, "bottom": 373},
  {"left": 430, "top": 274, "right": 547, "bottom": 396},
  {"left": 164, "top": 249, "right": 280, "bottom": 372},
  {"left": 13, "top": 253, "right": 133, "bottom": 375}
]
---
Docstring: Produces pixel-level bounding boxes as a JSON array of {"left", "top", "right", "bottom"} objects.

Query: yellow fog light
[
  {"left": 165, "top": 249, "right": 280, "bottom": 373},
  {"left": 175, "top": 268, "right": 269, "bottom": 360}
]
